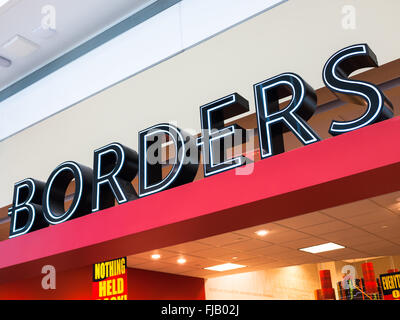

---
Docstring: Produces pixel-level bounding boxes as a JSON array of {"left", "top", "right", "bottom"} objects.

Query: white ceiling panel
[
  {"left": 261, "top": 230, "right": 310, "bottom": 244},
  {"left": 321, "top": 199, "right": 378, "bottom": 218},
  {"left": 197, "top": 232, "right": 251, "bottom": 247},
  {"left": 222, "top": 239, "right": 272, "bottom": 251},
  {"left": 299, "top": 220, "right": 353, "bottom": 235},
  {"left": 163, "top": 241, "right": 213, "bottom": 254},
  {"left": 276, "top": 212, "right": 335, "bottom": 229},
  {"left": 189, "top": 247, "right": 241, "bottom": 259},
  {"left": 337, "top": 208, "right": 399, "bottom": 226},
  {"left": 234, "top": 223, "right": 291, "bottom": 238},
  {"left": 280, "top": 237, "right": 328, "bottom": 250}
]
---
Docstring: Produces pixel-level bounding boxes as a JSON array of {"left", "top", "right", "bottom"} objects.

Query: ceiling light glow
[
  {"left": 177, "top": 258, "right": 187, "bottom": 264},
  {"left": 299, "top": 242, "right": 345, "bottom": 254},
  {"left": 151, "top": 254, "right": 161, "bottom": 260},
  {"left": 204, "top": 263, "right": 246, "bottom": 272},
  {"left": 255, "top": 230, "right": 269, "bottom": 237}
]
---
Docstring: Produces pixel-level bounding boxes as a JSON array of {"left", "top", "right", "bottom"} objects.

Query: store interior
[{"left": 124, "top": 191, "right": 400, "bottom": 300}]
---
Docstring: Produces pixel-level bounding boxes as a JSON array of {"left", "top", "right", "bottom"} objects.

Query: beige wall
[
  {"left": 205, "top": 264, "right": 321, "bottom": 300},
  {"left": 205, "top": 256, "right": 400, "bottom": 300},
  {"left": 1, "top": 0, "right": 400, "bottom": 207}
]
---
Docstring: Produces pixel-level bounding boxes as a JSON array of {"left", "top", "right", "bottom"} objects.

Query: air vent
[
  {"left": 2, "top": 35, "right": 39, "bottom": 57},
  {"left": 0, "top": 55, "right": 11, "bottom": 67}
]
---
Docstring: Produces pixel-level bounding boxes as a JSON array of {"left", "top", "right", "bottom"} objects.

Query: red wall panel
[{"left": 0, "top": 266, "right": 205, "bottom": 300}]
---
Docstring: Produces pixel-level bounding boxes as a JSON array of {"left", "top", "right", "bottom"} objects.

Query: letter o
[{"left": 42, "top": 161, "right": 92, "bottom": 225}]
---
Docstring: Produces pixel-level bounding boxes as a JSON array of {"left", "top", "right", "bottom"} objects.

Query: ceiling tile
[
  {"left": 191, "top": 247, "right": 241, "bottom": 259},
  {"left": 162, "top": 255, "right": 221, "bottom": 269},
  {"left": 216, "top": 252, "right": 260, "bottom": 262},
  {"left": 249, "top": 245, "right": 293, "bottom": 257},
  {"left": 299, "top": 220, "right": 353, "bottom": 236},
  {"left": 276, "top": 212, "right": 335, "bottom": 229},
  {"left": 180, "top": 269, "right": 216, "bottom": 278},
  {"left": 334, "top": 235, "right": 385, "bottom": 247},
  {"left": 158, "top": 265, "right": 196, "bottom": 275},
  {"left": 337, "top": 208, "right": 398, "bottom": 226},
  {"left": 262, "top": 230, "right": 310, "bottom": 244},
  {"left": 126, "top": 256, "right": 148, "bottom": 267},
  {"left": 352, "top": 240, "right": 400, "bottom": 253},
  {"left": 360, "top": 220, "right": 400, "bottom": 234},
  {"left": 130, "top": 249, "right": 178, "bottom": 261},
  {"left": 321, "top": 200, "right": 377, "bottom": 218},
  {"left": 133, "top": 261, "right": 172, "bottom": 272},
  {"left": 370, "top": 191, "right": 400, "bottom": 208},
  {"left": 319, "top": 228, "right": 372, "bottom": 243},
  {"left": 235, "top": 256, "right": 277, "bottom": 267},
  {"left": 389, "top": 237, "right": 400, "bottom": 245},
  {"left": 281, "top": 237, "right": 328, "bottom": 250},
  {"left": 315, "top": 248, "right": 368, "bottom": 260},
  {"left": 197, "top": 232, "right": 250, "bottom": 247},
  {"left": 354, "top": 243, "right": 400, "bottom": 257},
  {"left": 222, "top": 239, "right": 272, "bottom": 251},
  {"left": 162, "top": 241, "right": 213, "bottom": 254},
  {"left": 234, "top": 223, "right": 291, "bottom": 239},
  {"left": 254, "top": 261, "right": 293, "bottom": 270}
]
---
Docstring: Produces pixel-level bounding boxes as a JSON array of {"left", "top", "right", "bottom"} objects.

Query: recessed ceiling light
[
  {"left": 151, "top": 254, "right": 161, "bottom": 260},
  {"left": 205, "top": 263, "right": 246, "bottom": 272},
  {"left": 255, "top": 230, "right": 269, "bottom": 237},
  {"left": 177, "top": 258, "right": 187, "bottom": 264},
  {"left": 299, "top": 242, "right": 345, "bottom": 254}
]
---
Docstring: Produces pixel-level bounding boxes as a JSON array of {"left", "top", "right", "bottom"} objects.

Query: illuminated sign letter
[
  {"left": 92, "top": 143, "right": 138, "bottom": 212},
  {"left": 9, "top": 179, "right": 48, "bottom": 238},
  {"left": 323, "top": 44, "right": 393, "bottom": 135},
  {"left": 138, "top": 124, "right": 198, "bottom": 197},
  {"left": 197, "top": 93, "right": 249, "bottom": 177},
  {"left": 42, "top": 161, "right": 93, "bottom": 224},
  {"left": 254, "top": 73, "right": 320, "bottom": 159}
]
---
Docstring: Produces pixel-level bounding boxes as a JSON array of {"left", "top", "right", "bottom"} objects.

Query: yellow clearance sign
[
  {"left": 92, "top": 257, "right": 128, "bottom": 300},
  {"left": 380, "top": 272, "right": 400, "bottom": 300}
]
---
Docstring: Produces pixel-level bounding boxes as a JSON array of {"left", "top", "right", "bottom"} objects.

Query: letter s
[{"left": 323, "top": 44, "right": 393, "bottom": 136}]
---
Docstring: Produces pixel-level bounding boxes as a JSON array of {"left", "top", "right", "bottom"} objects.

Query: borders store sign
[
  {"left": 7, "top": 43, "right": 395, "bottom": 239},
  {"left": 92, "top": 257, "right": 128, "bottom": 300}
]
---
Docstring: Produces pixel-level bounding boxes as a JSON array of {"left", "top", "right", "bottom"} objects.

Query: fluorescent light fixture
[
  {"left": 255, "top": 230, "right": 269, "bottom": 237},
  {"left": 300, "top": 242, "right": 345, "bottom": 254},
  {"left": 0, "top": 0, "right": 10, "bottom": 8},
  {"left": 204, "top": 263, "right": 246, "bottom": 272},
  {"left": 151, "top": 254, "right": 161, "bottom": 260},
  {"left": 177, "top": 258, "right": 187, "bottom": 264}
]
